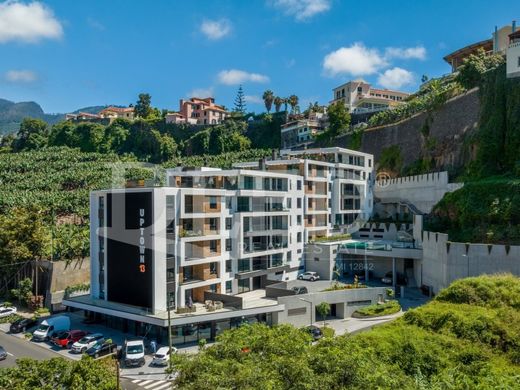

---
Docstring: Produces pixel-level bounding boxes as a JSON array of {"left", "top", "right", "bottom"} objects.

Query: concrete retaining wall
[
  {"left": 275, "top": 287, "right": 388, "bottom": 327},
  {"left": 375, "top": 171, "right": 463, "bottom": 214},
  {"left": 45, "top": 258, "right": 91, "bottom": 309},
  {"left": 421, "top": 232, "right": 520, "bottom": 294}
]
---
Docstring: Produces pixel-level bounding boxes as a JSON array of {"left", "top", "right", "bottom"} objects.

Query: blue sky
[{"left": 0, "top": 0, "right": 518, "bottom": 113}]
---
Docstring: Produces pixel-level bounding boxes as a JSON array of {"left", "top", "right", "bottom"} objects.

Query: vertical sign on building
[{"left": 106, "top": 191, "right": 153, "bottom": 309}]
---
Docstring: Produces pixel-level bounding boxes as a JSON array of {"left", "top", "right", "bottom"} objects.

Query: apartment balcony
[
  {"left": 243, "top": 235, "right": 288, "bottom": 254},
  {"left": 184, "top": 195, "right": 222, "bottom": 214},
  {"left": 180, "top": 263, "right": 219, "bottom": 286},
  {"left": 184, "top": 240, "right": 221, "bottom": 262},
  {"left": 180, "top": 218, "right": 220, "bottom": 240}
]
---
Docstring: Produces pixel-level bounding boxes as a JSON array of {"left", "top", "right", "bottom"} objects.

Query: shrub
[
  {"left": 353, "top": 300, "right": 401, "bottom": 318},
  {"left": 320, "top": 326, "right": 335, "bottom": 338}
]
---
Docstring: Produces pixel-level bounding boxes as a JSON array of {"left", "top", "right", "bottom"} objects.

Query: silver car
[{"left": 298, "top": 272, "right": 320, "bottom": 281}]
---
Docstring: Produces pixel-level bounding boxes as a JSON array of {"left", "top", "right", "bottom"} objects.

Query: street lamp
[{"left": 299, "top": 298, "right": 313, "bottom": 327}]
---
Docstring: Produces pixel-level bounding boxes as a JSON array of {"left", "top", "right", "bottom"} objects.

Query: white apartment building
[
  {"left": 235, "top": 147, "right": 374, "bottom": 241},
  {"left": 331, "top": 80, "right": 409, "bottom": 114},
  {"left": 281, "top": 112, "right": 327, "bottom": 150},
  {"left": 63, "top": 148, "right": 373, "bottom": 346},
  {"left": 507, "top": 28, "right": 520, "bottom": 78}
]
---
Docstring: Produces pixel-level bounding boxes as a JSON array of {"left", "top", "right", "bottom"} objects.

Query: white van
[{"left": 32, "top": 316, "right": 70, "bottom": 341}]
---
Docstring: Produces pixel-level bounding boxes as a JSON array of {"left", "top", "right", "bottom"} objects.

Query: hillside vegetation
[
  {"left": 172, "top": 275, "right": 520, "bottom": 389},
  {"left": 428, "top": 62, "right": 520, "bottom": 243}
]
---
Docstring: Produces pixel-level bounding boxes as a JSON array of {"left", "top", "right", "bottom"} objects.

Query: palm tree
[
  {"left": 283, "top": 98, "right": 289, "bottom": 113},
  {"left": 262, "top": 90, "right": 274, "bottom": 113},
  {"left": 274, "top": 96, "right": 283, "bottom": 113},
  {"left": 288, "top": 95, "right": 299, "bottom": 114}
]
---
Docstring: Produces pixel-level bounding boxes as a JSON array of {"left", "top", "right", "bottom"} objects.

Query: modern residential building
[
  {"left": 166, "top": 97, "right": 228, "bottom": 125},
  {"left": 507, "top": 28, "right": 520, "bottom": 78},
  {"left": 62, "top": 147, "right": 374, "bottom": 346},
  {"left": 330, "top": 80, "right": 409, "bottom": 114},
  {"left": 444, "top": 23, "right": 515, "bottom": 72},
  {"left": 235, "top": 147, "right": 374, "bottom": 241}
]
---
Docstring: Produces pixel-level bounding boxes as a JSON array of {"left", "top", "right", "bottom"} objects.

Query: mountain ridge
[{"left": 0, "top": 98, "right": 111, "bottom": 135}]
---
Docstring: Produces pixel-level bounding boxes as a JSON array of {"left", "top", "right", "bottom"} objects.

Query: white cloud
[
  {"left": 385, "top": 46, "right": 426, "bottom": 60},
  {"left": 270, "top": 0, "right": 331, "bottom": 21},
  {"left": 217, "top": 69, "right": 269, "bottom": 85},
  {"left": 187, "top": 87, "right": 214, "bottom": 98},
  {"left": 0, "top": 1, "right": 63, "bottom": 43},
  {"left": 244, "top": 95, "right": 263, "bottom": 104},
  {"left": 377, "top": 67, "right": 414, "bottom": 89},
  {"left": 323, "top": 43, "right": 388, "bottom": 77},
  {"left": 5, "top": 69, "right": 38, "bottom": 83},
  {"left": 200, "top": 18, "right": 231, "bottom": 40},
  {"left": 87, "top": 17, "right": 105, "bottom": 31}
]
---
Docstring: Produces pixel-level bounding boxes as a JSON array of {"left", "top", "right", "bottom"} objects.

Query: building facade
[
  {"left": 507, "top": 28, "right": 520, "bottom": 78},
  {"left": 166, "top": 97, "right": 228, "bottom": 125},
  {"left": 235, "top": 147, "right": 374, "bottom": 241},
  {"left": 330, "top": 80, "right": 409, "bottom": 114}
]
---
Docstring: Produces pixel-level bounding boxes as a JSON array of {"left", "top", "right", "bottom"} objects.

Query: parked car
[
  {"left": 151, "top": 346, "right": 177, "bottom": 366},
  {"left": 305, "top": 325, "right": 323, "bottom": 341},
  {"left": 71, "top": 333, "right": 104, "bottom": 354},
  {"left": 86, "top": 341, "right": 118, "bottom": 359},
  {"left": 0, "top": 346, "right": 7, "bottom": 361},
  {"left": 51, "top": 330, "right": 88, "bottom": 349},
  {"left": 9, "top": 318, "right": 37, "bottom": 333},
  {"left": 298, "top": 272, "right": 320, "bottom": 281},
  {"left": 0, "top": 307, "right": 17, "bottom": 318},
  {"left": 381, "top": 271, "right": 408, "bottom": 285},
  {"left": 33, "top": 316, "right": 71, "bottom": 341},
  {"left": 291, "top": 286, "right": 309, "bottom": 295},
  {"left": 122, "top": 339, "right": 145, "bottom": 367}
]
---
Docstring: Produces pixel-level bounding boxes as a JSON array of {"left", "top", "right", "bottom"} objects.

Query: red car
[{"left": 52, "top": 330, "right": 88, "bottom": 349}]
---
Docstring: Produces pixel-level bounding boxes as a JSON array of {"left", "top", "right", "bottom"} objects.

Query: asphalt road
[{"left": 0, "top": 331, "right": 64, "bottom": 367}]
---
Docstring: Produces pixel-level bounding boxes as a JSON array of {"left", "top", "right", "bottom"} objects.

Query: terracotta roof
[
  {"left": 443, "top": 39, "right": 493, "bottom": 62},
  {"left": 99, "top": 106, "right": 134, "bottom": 114},
  {"left": 509, "top": 29, "right": 520, "bottom": 39}
]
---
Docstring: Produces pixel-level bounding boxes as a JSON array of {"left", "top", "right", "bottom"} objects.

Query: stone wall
[
  {"left": 45, "top": 258, "right": 91, "bottom": 309},
  {"left": 421, "top": 231, "right": 520, "bottom": 294},
  {"left": 334, "top": 88, "right": 480, "bottom": 171}
]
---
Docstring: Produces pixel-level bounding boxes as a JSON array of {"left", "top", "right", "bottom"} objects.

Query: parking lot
[{"left": 0, "top": 311, "right": 197, "bottom": 378}]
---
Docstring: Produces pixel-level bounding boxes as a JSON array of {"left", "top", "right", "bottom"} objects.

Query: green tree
[
  {"left": 288, "top": 95, "right": 299, "bottom": 114},
  {"left": 316, "top": 302, "right": 330, "bottom": 326},
  {"left": 262, "top": 90, "right": 274, "bottom": 113},
  {"left": 234, "top": 85, "right": 247, "bottom": 114},
  {"left": 274, "top": 96, "right": 284, "bottom": 113},
  {"left": 456, "top": 48, "right": 505, "bottom": 89},
  {"left": 0, "top": 356, "right": 118, "bottom": 389},
  {"left": 14, "top": 118, "right": 49, "bottom": 151},
  {"left": 316, "top": 101, "right": 351, "bottom": 145},
  {"left": 10, "top": 278, "right": 33, "bottom": 306},
  {"left": 134, "top": 93, "right": 153, "bottom": 119},
  {"left": 49, "top": 121, "right": 78, "bottom": 147},
  {"left": 76, "top": 123, "right": 106, "bottom": 152}
]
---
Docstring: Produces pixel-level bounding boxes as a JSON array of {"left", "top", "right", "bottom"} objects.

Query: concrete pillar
[
  {"left": 364, "top": 254, "right": 369, "bottom": 281},
  {"left": 392, "top": 257, "right": 396, "bottom": 294}
]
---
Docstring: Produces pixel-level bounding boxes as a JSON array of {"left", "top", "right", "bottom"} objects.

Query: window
[
  {"left": 209, "top": 218, "right": 218, "bottom": 231},
  {"left": 238, "top": 279, "right": 250, "bottom": 293},
  {"left": 237, "top": 197, "right": 250, "bottom": 212},
  {"left": 297, "top": 198, "right": 302, "bottom": 208},
  {"left": 297, "top": 215, "right": 302, "bottom": 226},
  {"left": 297, "top": 180, "right": 302, "bottom": 190},
  {"left": 307, "top": 181, "right": 313, "bottom": 191},
  {"left": 244, "top": 176, "right": 254, "bottom": 190},
  {"left": 226, "top": 217, "right": 232, "bottom": 230},
  {"left": 209, "top": 196, "right": 217, "bottom": 209},
  {"left": 518, "top": 56, "right": 520, "bottom": 67},
  {"left": 226, "top": 260, "right": 232, "bottom": 272},
  {"left": 297, "top": 232, "right": 302, "bottom": 243},
  {"left": 287, "top": 198, "right": 292, "bottom": 208},
  {"left": 209, "top": 240, "right": 218, "bottom": 253},
  {"left": 314, "top": 257, "right": 319, "bottom": 262},
  {"left": 226, "top": 280, "right": 232, "bottom": 293},
  {"left": 209, "top": 262, "right": 217, "bottom": 275},
  {"left": 368, "top": 159, "right": 372, "bottom": 167},
  {"left": 226, "top": 238, "right": 232, "bottom": 251},
  {"left": 238, "top": 259, "right": 250, "bottom": 272},
  {"left": 308, "top": 198, "right": 312, "bottom": 208}
]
